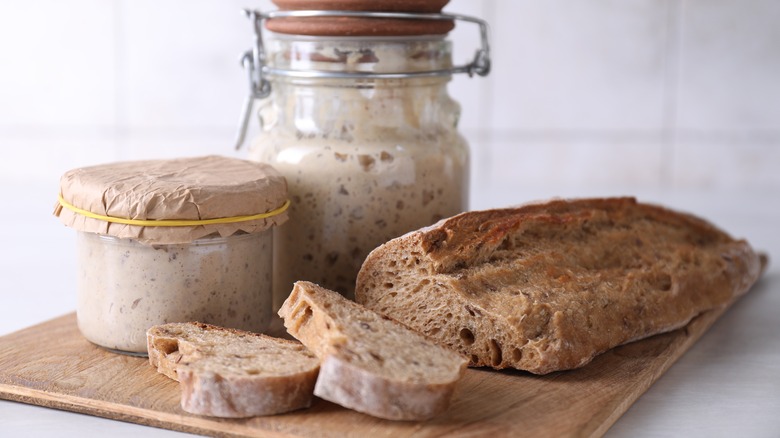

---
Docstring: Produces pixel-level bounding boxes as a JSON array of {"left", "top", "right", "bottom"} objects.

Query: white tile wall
[
  {"left": 0, "top": 0, "right": 116, "bottom": 128},
  {"left": 1, "top": 0, "right": 778, "bottom": 197},
  {"left": 489, "top": 134, "right": 667, "bottom": 188},
  {"left": 116, "top": 131, "right": 243, "bottom": 162},
  {"left": 119, "top": 0, "right": 260, "bottom": 130},
  {"left": 673, "top": 140, "right": 780, "bottom": 190},
  {"left": 3, "top": 133, "right": 118, "bottom": 183},
  {"left": 676, "top": 0, "right": 780, "bottom": 131},
  {"left": 488, "top": 0, "right": 671, "bottom": 132}
]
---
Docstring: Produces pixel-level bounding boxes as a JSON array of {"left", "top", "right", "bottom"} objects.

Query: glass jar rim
[
  {"left": 82, "top": 230, "right": 268, "bottom": 247},
  {"left": 267, "top": 33, "right": 447, "bottom": 42},
  {"left": 264, "top": 35, "right": 453, "bottom": 77}
]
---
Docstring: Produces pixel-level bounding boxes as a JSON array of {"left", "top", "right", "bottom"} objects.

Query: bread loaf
[
  {"left": 147, "top": 322, "right": 319, "bottom": 418},
  {"left": 279, "top": 281, "right": 468, "bottom": 421},
  {"left": 355, "top": 197, "right": 762, "bottom": 375}
]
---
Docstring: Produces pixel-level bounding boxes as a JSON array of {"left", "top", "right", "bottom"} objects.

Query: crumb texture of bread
[
  {"left": 278, "top": 281, "right": 467, "bottom": 421},
  {"left": 355, "top": 197, "right": 763, "bottom": 375},
  {"left": 146, "top": 322, "right": 319, "bottom": 418}
]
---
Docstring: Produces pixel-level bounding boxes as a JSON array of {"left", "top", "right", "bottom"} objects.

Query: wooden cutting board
[{"left": 0, "top": 298, "right": 742, "bottom": 438}]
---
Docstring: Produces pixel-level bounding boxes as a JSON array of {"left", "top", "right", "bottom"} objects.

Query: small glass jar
[
  {"left": 55, "top": 156, "right": 288, "bottom": 355},
  {"left": 250, "top": 35, "right": 469, "bottom": 302},
  {"left": 76, "top": 231, "right": 272, "bottom": 354}
]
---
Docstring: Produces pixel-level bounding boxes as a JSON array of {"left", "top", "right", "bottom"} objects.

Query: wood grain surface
[{"left": 0, "top": 297, "right": 744, "bottom": 438}]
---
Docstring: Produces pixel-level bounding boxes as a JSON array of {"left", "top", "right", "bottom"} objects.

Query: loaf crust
[
  {"left": 356, "top": 197, "right": 763, "bottom": 375},
  {"left": 147, "top": 322, "right": 319, "bottom": 418},
  {"left": 279, "top": 281, "right": 467, "bottom": 421}
]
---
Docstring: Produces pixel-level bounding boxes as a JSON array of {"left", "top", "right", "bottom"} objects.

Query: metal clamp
[{"left": 235, "top": 9, "right": 491, "bottom": 150}]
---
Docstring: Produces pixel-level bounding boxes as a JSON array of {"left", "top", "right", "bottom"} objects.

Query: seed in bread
[
  {"left": 147, "top": 322, "right": 319, "bottom": 418},
  {"left": 279, "top": 281, "right": 467, "bottom": 421},
  {"left": 355, "top": 197, "right": 763, "bottom": 375}
]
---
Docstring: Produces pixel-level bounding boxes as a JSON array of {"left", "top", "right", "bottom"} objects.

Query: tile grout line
[
  {"left": 112, "top": 0, "right": 122, "bottom": 161},
  {"left": 661, "top": 0, "right": 684, "bottom": 188},
  {"left": 113, "top": 0, "right": 128, "bottom": 161},
  {"left": 478, "top": 0, "right": 498, "bottom": 195}
]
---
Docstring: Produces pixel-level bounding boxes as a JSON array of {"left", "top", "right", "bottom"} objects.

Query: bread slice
[
  {"left": 278, "top": 281, "right": 467, "bottom": 421},
  {"left": 356, "top": 197, "right": 763, "bottom": 375},
  {"left": 147, "top": 322, "right": 320, "bottom": 418}
]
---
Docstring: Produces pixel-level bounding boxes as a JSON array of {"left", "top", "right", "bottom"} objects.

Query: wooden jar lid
[{"left": 266, "top": 0, "right": 454, "bottom": 36}]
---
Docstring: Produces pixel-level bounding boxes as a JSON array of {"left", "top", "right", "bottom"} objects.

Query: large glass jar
[
  {"left": 236, "top": 6, "right": 490, "bottom": 305},
  {"left": 249, "top": 35, "right": 468, "bottom": 303}
]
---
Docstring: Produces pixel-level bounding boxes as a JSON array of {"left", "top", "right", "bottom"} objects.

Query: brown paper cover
[{"left": 54, "top": 155, "right": 288, "bottom": 245}]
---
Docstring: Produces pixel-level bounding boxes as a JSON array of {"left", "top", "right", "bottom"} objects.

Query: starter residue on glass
[
  {"left": 76, "top": 231, "right": 273, "bottom": 353},
  {"left": 250, "top": 36, "right": 468, "bottom": 302}
]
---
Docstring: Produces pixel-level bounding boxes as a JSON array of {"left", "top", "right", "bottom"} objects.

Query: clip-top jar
[{"left": 235, "top": 1, "right": 490, "bottom": 304}]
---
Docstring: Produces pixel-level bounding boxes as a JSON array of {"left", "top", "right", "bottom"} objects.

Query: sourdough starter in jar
[
  {"left": 76, "top": 232, "right": 272, "bottom": 353},
  {"left": 55, "top": 156, "right": 289, "bottom": 355},
  {"left": 249, "top": 36, "right": 468, "bottom": 302}
]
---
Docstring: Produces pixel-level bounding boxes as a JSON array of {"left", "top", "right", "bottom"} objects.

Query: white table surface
[{"left": 1, "top": 182, "right": 778, "bottom": 437}]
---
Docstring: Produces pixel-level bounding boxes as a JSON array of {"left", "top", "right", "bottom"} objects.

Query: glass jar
[
  {"left": 55, "top": 156, "right": 289, "bottom": 355},
  {"left": 249, "top": 35, "right": 468, "bottom": 302},
  {"left": 236, "top": 8, "right": 490, "bottom": 304},
  {"left": 76, "top": 231, "right": 273, "bottom": 354}
]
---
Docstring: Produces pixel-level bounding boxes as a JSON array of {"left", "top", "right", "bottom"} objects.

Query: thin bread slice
[
  {"left": 355, "top": 197, "right": 763, "bottom": 375},
  {"left": 279, "top": 281, "right": 467, "bottom": 421},
  {"left": 147, "top": 322, "right": 320, "bottom": 418}
]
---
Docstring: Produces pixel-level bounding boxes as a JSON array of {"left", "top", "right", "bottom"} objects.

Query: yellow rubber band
[{"left": 57, "top": 194, "right": 290, "bottom": 227}]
